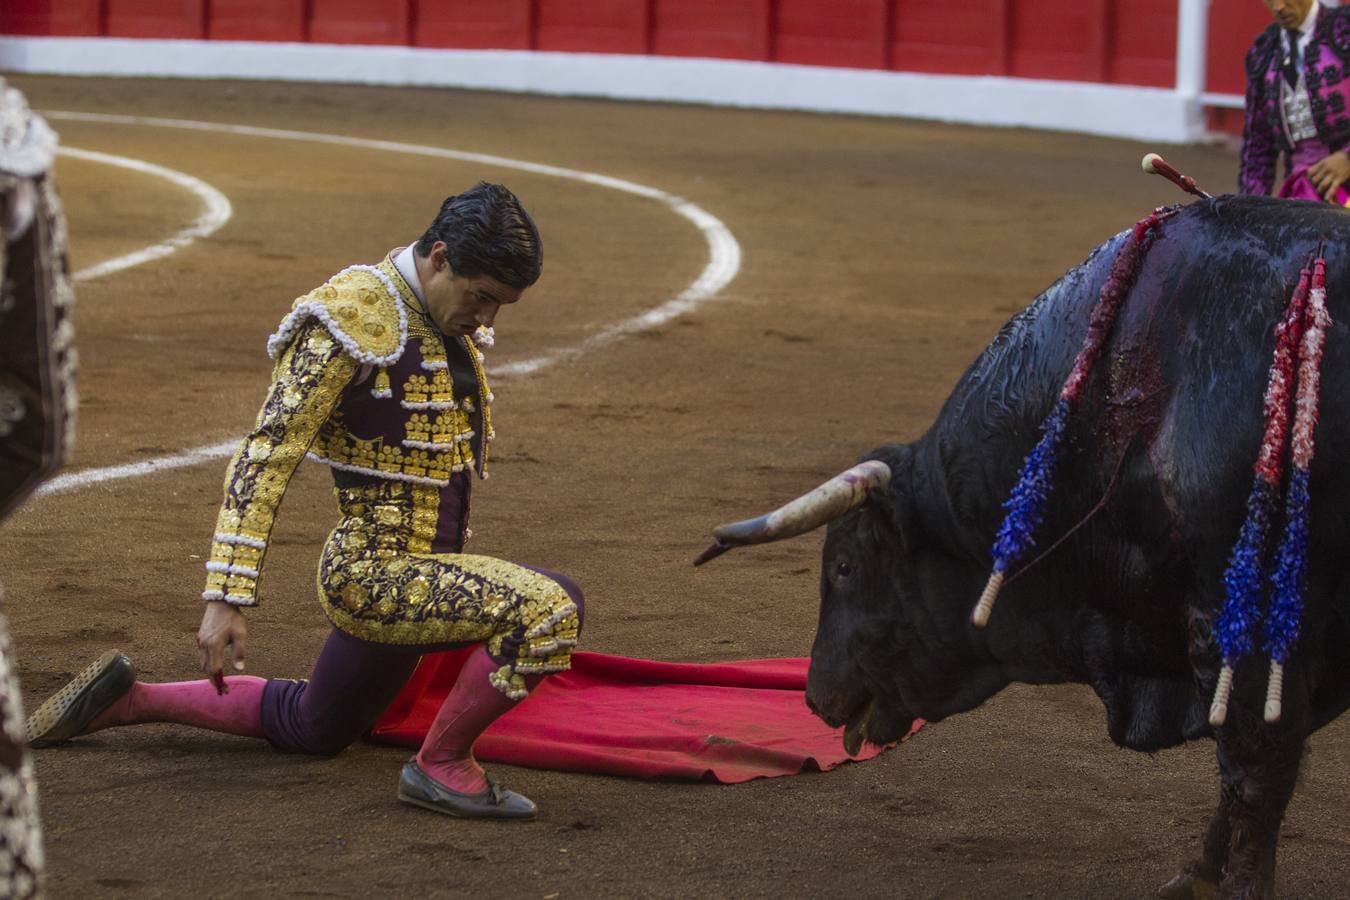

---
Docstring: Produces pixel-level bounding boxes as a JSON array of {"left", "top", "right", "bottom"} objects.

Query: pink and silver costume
[{"left": 1240, "top": 3, "right": 1350, "bottom": 201}]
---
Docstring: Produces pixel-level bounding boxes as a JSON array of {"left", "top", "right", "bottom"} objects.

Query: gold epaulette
[{"left": 266, "top": 264, "right": 409, "bottom": 366}]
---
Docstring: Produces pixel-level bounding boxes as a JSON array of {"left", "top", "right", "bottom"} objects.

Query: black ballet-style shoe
[
  {"left": 26, "top": 649, "right": 136, "bottom": 747},
  {"left": 397, "top": 758, "right": 537, "bottom": 821}
]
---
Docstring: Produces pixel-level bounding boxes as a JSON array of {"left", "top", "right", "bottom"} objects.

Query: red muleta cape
[{"left": 369, "top": 650, "right": 922, "bottom": 784}]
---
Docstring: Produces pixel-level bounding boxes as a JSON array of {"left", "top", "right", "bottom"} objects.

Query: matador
[{"left": 28, "top": 182, "right": 581, "bottom": 820}]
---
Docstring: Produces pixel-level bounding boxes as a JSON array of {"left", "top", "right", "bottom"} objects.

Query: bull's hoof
[{"left": 1157, "top": 871, "right": 1219, "bottom": 900}]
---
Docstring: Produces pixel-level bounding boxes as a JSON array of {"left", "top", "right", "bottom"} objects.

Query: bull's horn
[{"left": 693, "top": 460, "right": 892, "bottom": 566}]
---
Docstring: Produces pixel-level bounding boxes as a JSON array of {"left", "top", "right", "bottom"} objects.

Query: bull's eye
[{"left": 835, "top": 561, "right": 852, "bottom": 579}]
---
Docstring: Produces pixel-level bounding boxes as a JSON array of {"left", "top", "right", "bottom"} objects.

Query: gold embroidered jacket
[{"left": 203, "top": 258, "right": 494, "bottom": 606}]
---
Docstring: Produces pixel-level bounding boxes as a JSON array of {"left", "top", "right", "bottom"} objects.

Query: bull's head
[{"left": 697, "top": 444, "right": 1005, "bottom": 754}]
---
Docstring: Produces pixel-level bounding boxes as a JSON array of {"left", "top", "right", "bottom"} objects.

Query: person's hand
[
  {"left": 1308, "top": 151, "right": 1350, "bottom": 202},
  {"left": 197, "top": 600, "right": 248, "bottom": 691}
]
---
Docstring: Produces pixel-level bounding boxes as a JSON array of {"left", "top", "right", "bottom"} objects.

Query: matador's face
[
  {"left": 418, "top": 241, "right": 523, "bottom": 338},
  {"left": 1263, "top": 0, "right": 1317, "bottom": 30}
]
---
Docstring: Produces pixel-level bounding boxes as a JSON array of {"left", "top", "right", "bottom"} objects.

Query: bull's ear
[{"left": 864, "top": 443, "right": 917, "bottom": 557}]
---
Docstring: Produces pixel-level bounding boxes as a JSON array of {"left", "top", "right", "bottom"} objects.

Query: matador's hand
[
  {"left": 1307, "top": 151, "right": 1350, "bottom": 202},
  {"left": 197, "top": 600, "right": 248, "bottom": 690}
]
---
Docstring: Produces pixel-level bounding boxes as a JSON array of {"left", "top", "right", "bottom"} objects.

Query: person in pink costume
[
  {"left": 1240, "top": 0, "right": 1350, "bottom": 204},
  {"left": 26, "top": 183, "right": 583, "bottom": 820}
]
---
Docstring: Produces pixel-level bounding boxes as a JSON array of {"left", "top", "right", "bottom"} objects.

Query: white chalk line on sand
[
  {"left": 38, "top": 144, "right": 235, "bottom": 496},
  {"left": 39, "top": 112, "right": 742, "bottom": 497},
  {"left": 39, "top": 441, "right": 241, "bottom": 496},
  {"left": 57, "top": 145, "right": 234, "bottom": 283}
]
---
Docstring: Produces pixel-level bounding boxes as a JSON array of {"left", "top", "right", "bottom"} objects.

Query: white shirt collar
[
  {"left": 1281, "top": 4, "right": 1320, "bottom": 63},
  {"left": 393, "top": 243, "right": 426, "bottom": 305}
]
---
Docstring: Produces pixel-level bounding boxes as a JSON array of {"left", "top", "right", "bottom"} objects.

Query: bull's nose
[
  {"left": 804, "top": 686, "right": 835, "bottom": 723},
  {"left": 804, "top": 684, "right": 857, "bottom": 728}
]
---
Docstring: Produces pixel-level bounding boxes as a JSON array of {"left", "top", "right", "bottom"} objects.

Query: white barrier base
[{"left": 1, "top": 36, "right": 1209, "bottom": 143}]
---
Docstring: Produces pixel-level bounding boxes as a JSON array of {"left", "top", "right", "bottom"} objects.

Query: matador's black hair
[{"left": 417, "top": 182, "right": 543, "bottom": 289}]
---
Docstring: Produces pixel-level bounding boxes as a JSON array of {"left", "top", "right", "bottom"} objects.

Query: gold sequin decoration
[
  {"left": 319, "top": 485, "right": 579, "bottom": 696},
  {"left": 311, "top": 430, "right": 470, "bottom": 484},
  {"left": 381, "top": 258, "right": 492, "bottom": 478},
  {"left": 305, "top": 263, "right": 483, "bottom": 484},
  {"left": 204, "top": 322, "right": 357, "bottom": 606},
  {"left": 403, "top": 370, "right": 455, "bottom": 405},
  {"left": 304, "top": 267, "right": 404, "bottom": 361},
  {"left": 409, "top": 484, "right": 440, "bottom": 554},
  {"left": 467, "top": 338, "right": 492, "bottom": 475}
]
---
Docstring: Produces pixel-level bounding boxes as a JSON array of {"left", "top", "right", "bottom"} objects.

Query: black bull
[{"left": 700, "top": 196, "right": 1350, "bottom": 898}]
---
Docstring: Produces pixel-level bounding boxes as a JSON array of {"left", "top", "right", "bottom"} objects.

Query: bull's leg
[
  {"left": 1157, "top": 665, "right": 1308, "bottom": 900},
  {"left": 1157, "top": 602, "right": 1232, "bottom": 899},
  {"left": 1156, "top": 774, "right": 1235, "bottom": 899},
  {"left": 1212, "top": 722, "right": 1304, "bottom": 900}
]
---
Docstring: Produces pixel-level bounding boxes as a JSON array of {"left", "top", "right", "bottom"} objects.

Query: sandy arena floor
[{"left": 2, "top": 74, "right": 1347, "bottom": 898}]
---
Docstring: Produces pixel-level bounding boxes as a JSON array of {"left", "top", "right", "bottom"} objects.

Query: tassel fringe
[
  {"left": 1210, "top": 256, "right": 1331, "bottom": 727},
  {"left": 975, "top": 209, "right": 1171, "bottom": 627}
]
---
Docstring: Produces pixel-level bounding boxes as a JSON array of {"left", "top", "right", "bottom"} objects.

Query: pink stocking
[
  {"left": 415, "top": 648, "right": 539, "bottom": 794},
  {"left": 86, "top": 677, "right": 266, "bottom": 738}
]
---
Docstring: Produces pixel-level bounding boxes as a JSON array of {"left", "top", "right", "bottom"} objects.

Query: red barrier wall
[
  {"left": 777, "top": 0, "right": 889, "bottom": 70},
  {"left": 208, "top": 0, "right": 305, "bottom": 44},
  {"left": 0, "top": 0, "right": 1267, "bottom": 100},
  {"left": 534, "top": 0, "right": 650, "bottom": 55},
  {"left": 652, "top": 0, "right": 770, "bottom": 63},
  {"left": 1010, "top": 2, "right": 1108, "bottom": 82},
  {"left": 892, "top": 2, "right": 1002, "bottom": 77},
  {"left": 307, "top": 0, "right": 410, "bottom": 47},
  {"left": 0, "top": 0, "right": 103, "bottom": 36},
  {"left": 1207, "top": 0, "right": 1272, "bottom": 97},
  {"left": 104, "top": 0, "right": 205, "bottom": 40},
  {"left": 416, "top": 1, "right": 533, "bottom": 51},
  {"left": 1110, "top": 0, "right": 1178, "bottom": 88}
]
